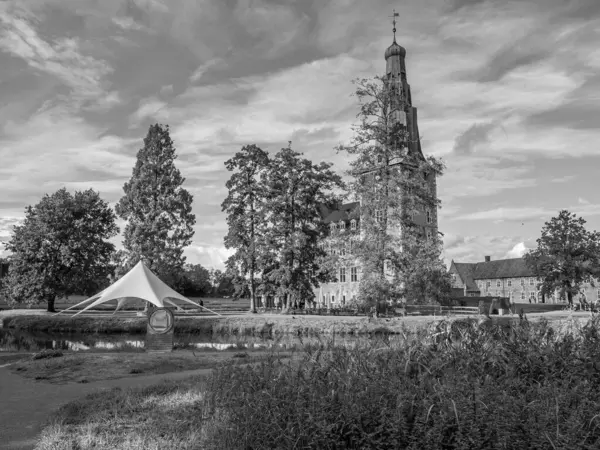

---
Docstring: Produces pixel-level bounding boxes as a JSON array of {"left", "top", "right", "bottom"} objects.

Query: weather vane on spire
[{"left": 389, "top": 9, "right": 399, "bottom": 41}]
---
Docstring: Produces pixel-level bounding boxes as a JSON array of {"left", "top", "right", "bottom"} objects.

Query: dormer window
[
  {"left": 330, "top": 223, "right": 336, "bottom": 232},
  {"left": 339, "top": 221, "right": 346, "bottom": 231},
  {"left": 350, "top": 219, "right": 357, "bottom": 231}
]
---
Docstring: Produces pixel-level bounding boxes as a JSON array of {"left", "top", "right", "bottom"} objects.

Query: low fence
[{"left": 273, "top": 305, "right": 480, "bottom": 317}]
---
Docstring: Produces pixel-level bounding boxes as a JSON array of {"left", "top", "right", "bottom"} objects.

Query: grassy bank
[
  {"left": 7, "top": 349, "right": 287, "bottom": 384},
  {"left": 1, "top": 313, "right": 434, "bottom": 335},
  {"left": 1, "top": 311, "right": 593, "bottom": 337},
  {"left": 36, "top": 316, "right": 600, "bottom": 449}
]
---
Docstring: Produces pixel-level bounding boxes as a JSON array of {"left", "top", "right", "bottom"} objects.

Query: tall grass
[
  {"left": 36, "top": 316, "right": 600, "bottom": 449},
  {"left": 201, "top": 316, "right": 600, "bottom": 449}
]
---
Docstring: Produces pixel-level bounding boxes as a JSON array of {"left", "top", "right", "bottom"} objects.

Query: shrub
[
  {"left": 32, "top": 349, "right": 63, "bottom": 360},
  {"left": 201, "top": 316, "right": 600, "bottom": 449}
]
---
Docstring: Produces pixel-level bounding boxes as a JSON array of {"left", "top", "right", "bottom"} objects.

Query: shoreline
[{"left": 1, "top": 309, "right": 595, "bottom": 336}]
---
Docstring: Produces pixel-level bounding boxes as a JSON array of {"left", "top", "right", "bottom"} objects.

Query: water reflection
[{"left": 0, "top": 328, "right": 400, "bottom": 353}]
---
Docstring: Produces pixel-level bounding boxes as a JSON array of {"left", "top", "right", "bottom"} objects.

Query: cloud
[
  {"left": 233, "top": 0, "right": 312, "bottom": 59},
  {"left": 440, "top": 156, "right": 536, "bottom": 201},
  {"left": 459, "top": 207, "right": 549, "bottom": 222},
  {"left": 452, "top": 122, "right": 496, "bottom": 154},
  {"left": 183, "top": 245, "right": 234, "bottom": 270},
  {"left": 551, "top": 175, "right": 575, "bottom": 183},
  {"left": 0, "top": 4, "right": 114, "bottom": 110},
  {"left": 112, "top": 16, "right": 143, "bottom": 31},
  {"left": 457, "top": 203, "right": 600, "bottom": 223},
  {"left": 505, "top": 242, "right": 529, "bottom": 258},
  {"left": 443, "top": 233, "right": 535, "bottom": 266},
  {"left": 129, "top": 96, "right": 167, "bottom": 128}
]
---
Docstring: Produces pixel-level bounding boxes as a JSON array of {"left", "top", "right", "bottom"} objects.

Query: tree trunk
[
  {"left": 47, "top": 295, "right": 56, "bottom": 313},
  {"left": 249, "top": 280, "right": 257, "bottom": 313},
  {"left": 567, "top": 290, "right": 573, "bottom": 306}
]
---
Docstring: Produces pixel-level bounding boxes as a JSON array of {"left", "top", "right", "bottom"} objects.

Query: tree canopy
[
  {"left": 261, "top": 145, "right": 343, "bottom": 310},
  {"left": 525, "top": 210, "right": 600, "bottom": 306},
  {"left": 115, "top": 123, "right": 196, "bottom": 289},
  {"left": 2, "top": 188, "right": 118, "bottom": 312},
  {"left": 337, "top": 76, "right": 446, "bottom": 306},
  {"left": 222, "top": 144, "right": 270, "bottom": 312}
]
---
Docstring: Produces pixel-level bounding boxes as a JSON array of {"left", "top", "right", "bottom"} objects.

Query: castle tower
[
  {"left": 383, "top": 12, "right": 423, "bottom": 159},
  {"left": 382, "top": 10, "right": 437, "bottom": 240}
]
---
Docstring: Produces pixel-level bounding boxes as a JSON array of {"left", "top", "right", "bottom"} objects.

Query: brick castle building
[
  {"left": 311, "top": 28, "right": 438, "bottom": 309},
  {"left": 449, "top": 256, "right": 600, "bottom": 304}
]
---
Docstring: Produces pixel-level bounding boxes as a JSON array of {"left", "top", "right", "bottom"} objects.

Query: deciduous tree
[
  {"left": 115, "top": 124, "right": 196, "bottom": 291},
  {"left": 262, "top": 144, "right": 343, "bottom": 311},
  {"left": 337, "top": 76, "right": 445, "bottom": 307},
  {"left": 2, "top": 188, "right": 118, "bottom": 312},
  {"left": 180, "top": 263, "right": 212, "bottom": 297},
  {"left": 525, "top": 210, "right": 600, "bottom": 306}
]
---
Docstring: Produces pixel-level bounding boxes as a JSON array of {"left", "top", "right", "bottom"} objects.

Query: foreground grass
[
  {"left": 37, "top": 316, "right": 600, "bottom": 449},
  {"left": 9, "top": 349, "right": 279, "bottom": 384}
]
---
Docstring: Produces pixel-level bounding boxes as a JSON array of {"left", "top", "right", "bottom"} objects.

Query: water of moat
[{"left": 0, "top": 328, "right": 401, "bottom": 353}]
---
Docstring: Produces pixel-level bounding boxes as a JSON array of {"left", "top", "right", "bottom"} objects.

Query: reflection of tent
[{"left": 56, "top": 261, "right": 220, "bottom": 317}]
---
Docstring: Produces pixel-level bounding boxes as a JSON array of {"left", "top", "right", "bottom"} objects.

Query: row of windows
[
  {"left": 330, "top": 220, "right": 358, "bottom": 232},
  {"left": 482, "top": 278, "right": 538, "bottom": 288},
  {"left": 320, "top": 241, "right": 357, "bottom": 256},
  {"left": 338, "top": 267, "right": 359, "bottom": 283},
  {"left": 488, "top": 290, "right": 600, "bottom": 300},
  {"left": 329, "top": 209, "right": 434, "bottom": 232}
]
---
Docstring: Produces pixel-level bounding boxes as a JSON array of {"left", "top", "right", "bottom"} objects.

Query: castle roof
[
  {"left": 322, "top": 202, "right": 359, "bottom": 224},
  {"left": 385, "top": 39, "right": 406, "bottom": 60},
  {"left": 451, "top": 257, "right": 538, "bottom": 289}
]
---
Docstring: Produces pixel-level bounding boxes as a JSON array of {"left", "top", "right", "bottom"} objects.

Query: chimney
[{"left": 484, "top": 256, "right": 491, "bottom": 262}]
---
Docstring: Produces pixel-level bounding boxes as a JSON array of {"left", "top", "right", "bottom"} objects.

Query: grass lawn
[{"left": 8, "top": 349, "right": 288, "bottom": 384}]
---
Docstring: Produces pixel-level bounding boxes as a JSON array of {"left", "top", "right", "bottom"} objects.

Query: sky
[{"left": 1, "top": 0, "right": 599, "bottom": 270}]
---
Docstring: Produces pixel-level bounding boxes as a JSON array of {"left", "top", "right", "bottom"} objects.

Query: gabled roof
[
  {"left": 323, "top": 202, "right": 360, "bottom": 224},
  {"left": 452, "top": 257, "right": 538, "bottom": 285},
  {"left": 471, "top": 258, "right": 537, "bottom": 279},
  {"left": 452, "top": 262, "right": 479, "bottom": 291}
]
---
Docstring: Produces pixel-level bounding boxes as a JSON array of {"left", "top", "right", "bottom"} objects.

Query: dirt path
[{"left": 0, "top": 363, "right": 215, "bottom": 450}]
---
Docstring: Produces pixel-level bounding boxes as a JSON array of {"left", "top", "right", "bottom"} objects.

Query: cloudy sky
[{"left": 1, "top": 0, "right": 599, "bottom": 269}]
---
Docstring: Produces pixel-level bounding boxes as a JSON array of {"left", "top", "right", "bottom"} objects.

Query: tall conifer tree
[
  {"left": 115, "top": 124, "right": 195, "bottom": 288},
  {"left": 222, "top": 144, "right": 270, "bottom": 313}
]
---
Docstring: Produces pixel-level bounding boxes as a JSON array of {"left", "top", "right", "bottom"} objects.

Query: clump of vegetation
[
  {"left": 201, "top": 316, "right": 600, "bottom": 449},
  {"left": 35, "top": 317, "right": 600, "bottom": 449},
  {"left": 32, "top": 349, "right": 63, "bottom": 360}
]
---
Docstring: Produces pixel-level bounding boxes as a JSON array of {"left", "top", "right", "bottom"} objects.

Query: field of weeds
[{"left": 35, "top": 315, "right": 600, "bottom": 449}]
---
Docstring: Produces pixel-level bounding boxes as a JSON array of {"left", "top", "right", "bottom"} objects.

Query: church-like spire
[{"left": 385, "top": 9, "right": 406, "bottom": 78}]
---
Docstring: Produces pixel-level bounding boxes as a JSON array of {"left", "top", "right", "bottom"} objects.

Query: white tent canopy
[{"left": 56, "top": 261, "right": 220, "bottom": 317}]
